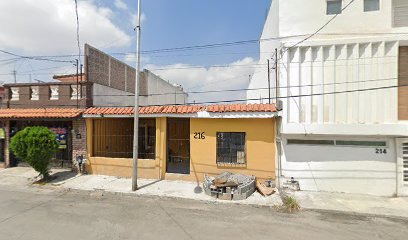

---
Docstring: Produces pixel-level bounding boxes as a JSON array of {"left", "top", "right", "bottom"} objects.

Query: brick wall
[
  {"left": 85, "top": 44, "right": 147, "bottom": 95},
  {"left": 72, "top": 119, "right": 87, "bottom": 172},
  {"left": 4, "top": 83, "right": 91, "bottom": 109},
  {"left": 3, "top": 120, "right": 10, "bottom": 168}
]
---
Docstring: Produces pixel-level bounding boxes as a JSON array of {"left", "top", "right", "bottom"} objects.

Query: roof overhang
[
  {"left": 0, "top": 108, "right": 83, "bottom": 120},
  {"left": 83, "top": 111, "right": 280, "bottom": 119}
]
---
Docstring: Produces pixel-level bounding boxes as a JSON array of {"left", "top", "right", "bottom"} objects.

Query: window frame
[
  {"left": 326, "top": 0, "right": 343, "bottom": 15},
  {"left": 49, "top": 85, "right": 59, "bottom": 100},
  {"left": 138, "top": 118, "right": 156, "bottom": 160},
  {"left": 10, "top": 87, "right": 19, "bottom": 101},
  {"left": 216, "top": 132, "right": 247, "bottom": 165},
  {"left": 91, "top": 118, "right": 156, "bottom": 159},
  {"left": 30, "top": 86, "right": 39, "bottom": 101},
  {"left": 364, "top": 0, "right": 380, "bottom": 12},
  {"left": 335, "top": 140, "right": 388, "bottom": 148},
  {"left": 287, "top": 139, "right": 388, "bottom": 148},
  {"left": 287, "top": 139, "right": 335, "bottom": 146}
]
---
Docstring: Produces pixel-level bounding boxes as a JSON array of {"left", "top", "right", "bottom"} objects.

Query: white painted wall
[
  {"left": 92, "top": 71, "right": 188, "bottom": 107},
  {"left": 144, "top": 70, "right": 188, "bottom": 106},
  {"left": 280, "top": 40, "right": 399, "bottom": 126},
  {"left": 281, "top": 135, "right": 397, "bottom": 196},
  {"left": 92, "top": 83, "right": 136, "bottom": 107},
  {"left": 248, "top": 0, "right": 408, "bottom": 106},
  {"left": 249, "top": 0, "right": 408, "bottom": 196}
]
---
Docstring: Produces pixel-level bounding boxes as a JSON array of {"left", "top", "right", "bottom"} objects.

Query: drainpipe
[{"left": 276, "top": 115, "right": 282, "bottom": 189}]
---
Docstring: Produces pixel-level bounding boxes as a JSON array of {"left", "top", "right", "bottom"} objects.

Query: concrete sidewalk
[
  {"left": 57, "top": 174, "right": 283, "bottom": 207},
  {"left": 293, "top": 191, "right": 408, "bottom": 218},
  {"left": 1, "top": 167, "right": 408, "bottom": 218}
]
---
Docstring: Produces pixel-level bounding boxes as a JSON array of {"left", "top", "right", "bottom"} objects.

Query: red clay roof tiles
[
  {"left": 83, "top": 103, "right": 277, "bottom": 116},
  {"left": 0, "top": 108, "right": 83, "bottom": 119}
]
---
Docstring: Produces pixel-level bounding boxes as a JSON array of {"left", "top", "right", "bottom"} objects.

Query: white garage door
[{"left": 282, "top": 137, "right": 397, "bottom": 196}]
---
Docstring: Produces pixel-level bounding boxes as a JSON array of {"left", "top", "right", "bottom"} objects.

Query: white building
[{"left": 248, "top": 0, "right": 408, "bottom": 196}]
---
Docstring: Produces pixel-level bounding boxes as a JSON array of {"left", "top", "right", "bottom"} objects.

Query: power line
[
  {"left": 0, "top": 49, "right": 74, "bottom": 63},
  {"left": 74, "top": 0, "right": 81, "bottom": 66},
  {"left": 283, "top": 0, "right": 357, "bottom": 54},
  {"left": 146, "top": 63, "right": 267, "bottom": 71},
  {"left": 2, "top": 83, "right": 408, "bottom": 108},
  {"left": 0, "top": 62, "right": 266, "bottom": 76},
  {"left": 2, "top": 76, "right": 398, "bottom": 98}
]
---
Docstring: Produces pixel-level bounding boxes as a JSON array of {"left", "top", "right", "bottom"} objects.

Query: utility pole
[
  {"left": 80, "top": 64, "right": 83, "bottom": 100},
  {"left": 267, "top": 59, "right": 271, "bottom": 104},
  {"left": 132, "top": 0, "right": 142, "bottom": 191},
  {"left": 12, "top": 70, "right": 17, "bottom": 83},
  {"left": 76, "top": 59, "right": 79, "bottom": 109},
  {"left": 275, "top": 48, "right": 279, "bottom": 103}
]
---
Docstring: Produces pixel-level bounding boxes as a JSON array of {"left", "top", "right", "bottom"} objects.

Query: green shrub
[{"left": 10, "top": 126, "right": 59, "bottom": 179}]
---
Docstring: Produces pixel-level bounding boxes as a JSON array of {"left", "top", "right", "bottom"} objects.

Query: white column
[
  {"left": 335, "top": 44, "right": 347, "bottom": 123},
  {"left": 314, "top": 46, "right": 324, "bottom": 124},
  {"left": 323, "top": 46, "right": 335, "bottom": 123},
  {"left": 289, "top": 47, "right": 301, "bottom": 123},
  {"left": 301, "top": 47, "right": 313, "bottom": 124}
]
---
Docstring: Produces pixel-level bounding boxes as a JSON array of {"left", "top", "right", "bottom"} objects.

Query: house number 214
[
  {"left": 194, "top": 132, "right": 205, "bottom": 140},
  {"left": 376, "top": 148, "right": 387, "bottom": 154}
]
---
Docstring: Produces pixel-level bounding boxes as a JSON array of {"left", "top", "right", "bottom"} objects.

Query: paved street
[{"left": 0, "top": 185, "right": 407, "bottom": 240}]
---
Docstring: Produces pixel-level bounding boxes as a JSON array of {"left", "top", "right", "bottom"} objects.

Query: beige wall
[
  {"left": 166, "top": 118, "right": 276, "bottom": 182},
  {"left": 85, "top": 117, "right": 276, "bottom": 182}
]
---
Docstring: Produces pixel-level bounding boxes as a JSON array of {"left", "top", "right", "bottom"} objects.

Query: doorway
[{"left": 166, "top": 118, "right": 190, "bottom": 174}]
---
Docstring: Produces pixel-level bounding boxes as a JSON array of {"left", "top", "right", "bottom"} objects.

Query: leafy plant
[{"left": 10, "top": 126, "right": 59, "bottom": 180}]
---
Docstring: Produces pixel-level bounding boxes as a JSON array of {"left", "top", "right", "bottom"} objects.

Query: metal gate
[
  {"left": 397, "top": 138, "right": 408, "bottom": 196},
  {"left": 166, "top": 118, "right": 190, "bottom": 174}
]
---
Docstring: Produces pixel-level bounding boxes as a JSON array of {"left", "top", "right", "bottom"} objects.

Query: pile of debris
[{"left": 203, "top": 172, "right": 256, "bottom": 200}]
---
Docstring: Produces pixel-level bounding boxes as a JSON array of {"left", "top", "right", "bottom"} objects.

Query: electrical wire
[
  {"left": 74, "top": 0, "right": 81, "bottom": 66},
  {"left": 286, "top": 0, "right": 357, "bottom": 50},
  {"left": 2, "top": 83, "right": 407, "bottom": 108},
  {"left": 2, "top": 76, "right": 399, "bottom": 98},
  {"left": 0, "top": 49, "right": 74, "bottom": 63}
]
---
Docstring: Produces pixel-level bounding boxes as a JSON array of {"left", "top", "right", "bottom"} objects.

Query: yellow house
[{"left": 82, "top": 104, "right": 279, "bottom": 183}]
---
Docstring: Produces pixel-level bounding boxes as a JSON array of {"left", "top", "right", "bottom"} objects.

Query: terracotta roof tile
[
  {"left": 83, "top": 103, "right": 277, "bottom": 116},
  {"left": 0, "top": 108, "right": 83, "bottom": 119}
]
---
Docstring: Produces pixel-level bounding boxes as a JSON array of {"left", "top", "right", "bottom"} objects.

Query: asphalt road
[{"left": 0, "top": 185, "right": 407, "bottom": 240}]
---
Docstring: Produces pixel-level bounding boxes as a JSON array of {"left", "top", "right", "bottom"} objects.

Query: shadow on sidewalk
[
  {"left": 137, "top": 179, "right": 163, "bottom": 190},
  {"left": 49, "top": 170, "right": 78, "bottom": 185}
]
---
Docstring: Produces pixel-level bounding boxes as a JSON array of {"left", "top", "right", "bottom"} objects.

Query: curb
[
  {"left": 60, "top": 187, "right": 408, "bottom": 220},
  {"left": 62, "top": 186, "right": 283, "bottom": 209},
  {"left": 301, "top": 207, "right": 408, "bottom": 222}
]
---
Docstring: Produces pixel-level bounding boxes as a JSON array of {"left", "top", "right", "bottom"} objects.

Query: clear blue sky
[{"left": 106, "top": 0, "right": 271, "bottom": 66}]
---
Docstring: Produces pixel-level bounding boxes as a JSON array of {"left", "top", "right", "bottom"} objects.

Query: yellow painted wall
[
  {"left": 85, "top": 117, "right": 276, "bottom": 182},
  {"left": 165, "top": 118, "right": 276, "bottom": 182},
  {"left": 85, "top": 117, "right": 166, "bottom": 179}
]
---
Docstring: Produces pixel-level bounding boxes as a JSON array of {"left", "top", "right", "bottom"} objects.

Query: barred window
[
  {"left": 216, "top": 132, "right": 246, "bottom": 165},
  {"left": 92, "top": 118, "right": 156, "bottom": 159}
]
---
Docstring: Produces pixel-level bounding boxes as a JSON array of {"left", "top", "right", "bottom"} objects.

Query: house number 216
[{"left": 194, "top": 132, "right": 205, "bottom": 139}]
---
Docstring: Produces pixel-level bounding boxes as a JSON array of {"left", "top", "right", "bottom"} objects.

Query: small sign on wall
[{"left": 194, "top": 132, "right": 205, "bottom": 140}]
